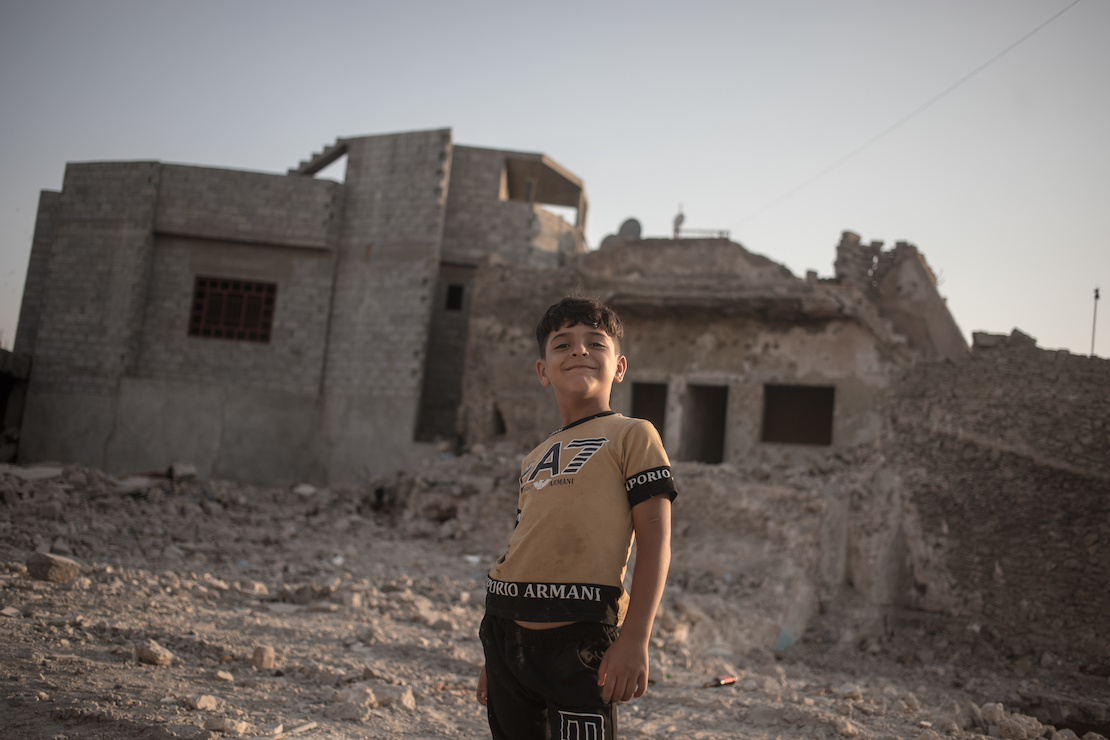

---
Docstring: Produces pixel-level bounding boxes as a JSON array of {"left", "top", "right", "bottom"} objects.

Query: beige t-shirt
[{"left": 485, "top": 411, "right": 677, "bottom": 625}]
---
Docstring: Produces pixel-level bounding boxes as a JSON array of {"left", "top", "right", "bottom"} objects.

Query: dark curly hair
[{"left": 535, "top": 296, "right": 624, "bottom": 357}]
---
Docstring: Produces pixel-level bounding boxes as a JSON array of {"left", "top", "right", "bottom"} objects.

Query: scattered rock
[
  {"left": 137, "top": 639, "right": 174, "bottom": 666},
  {"left": 171, "top": 462, "right": 197, "bottom": 480},
  {"left": 26, "top": 552, "right": 81, "bottom": 583},
  {"left": 900, "top": 692, "right": 922, "bottom": 713},
  {"left": 374, "top": 684, "right": 416, "bottom": 710},
  {"left": 252, "top": 645, "right": 275, "bottom": 671},
  {"left": 203, "top": 717, "right": 254, "bottom": 735},
  {"left": 982, "top": 702, "right": 1006, "bottom": 726},
  {"left": 185, "top": 694, "right": 220, "bottom": 711},
  {"left": 836, "top": 682, "right": 863, "bottom": 700}
]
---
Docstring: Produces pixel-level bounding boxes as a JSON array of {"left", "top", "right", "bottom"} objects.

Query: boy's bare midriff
[{"left": 515, "top": 620, "right": 576, "bottom": 630}]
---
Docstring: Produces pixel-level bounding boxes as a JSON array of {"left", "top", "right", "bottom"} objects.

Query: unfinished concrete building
[{"left": 14, "top": 129, "right": 587, "bottom": 484}]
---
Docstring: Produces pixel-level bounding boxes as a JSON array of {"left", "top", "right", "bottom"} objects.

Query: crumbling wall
[
  {"left": 887, "top": 335, "right": 1110, "bottom": 663},
  {"left": 458, "top": 241, "right": 907, "bottom": 466},
  {"left": 835, "top": 231, "right": 968, "bottom": 363}
]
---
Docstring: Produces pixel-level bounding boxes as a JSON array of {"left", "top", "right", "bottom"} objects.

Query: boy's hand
[
  {"left": 598, "top": 493, "right": 671, "bottom": 704},
  {"left": 476, "top": 666, "right": 488, "bottom": 705},
  {"left": 597, "top": 633, "right": 649, "bottom": 703}
]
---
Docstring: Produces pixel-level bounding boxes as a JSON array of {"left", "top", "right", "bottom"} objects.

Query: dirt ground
[{"left": 2, "top": 452, "right": 1107, "bottom": 740}]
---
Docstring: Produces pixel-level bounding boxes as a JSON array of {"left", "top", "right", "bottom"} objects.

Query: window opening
[
  {"left": 188, "top": 276, "right": 276, "bottom": 343},
  {"left": 632, "top": 383, "right": 668, "bottom": 439},
  {"left": 683, "top": 384, "right": 728, "bottom": 464},
  {"left": 761, "top": 385, "right": 835, "bottom": 445},
  {"left": 446, "top": 283, "right": 464, "bottom": 311},
  {"left": 492, "top": 406, "right": 507, "bottom": 437}
]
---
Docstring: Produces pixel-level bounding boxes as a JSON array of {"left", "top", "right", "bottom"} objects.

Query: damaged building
[
  {"left": 458, "top": 229, "right": 968, "bottom": 466},
  {"left": 12, "top": 120, "right": 967, "bottom": 482}
]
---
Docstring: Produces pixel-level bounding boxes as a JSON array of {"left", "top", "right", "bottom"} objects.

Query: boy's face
[{"left": 536, "top": 321, "right": 626, "bottom": 401}]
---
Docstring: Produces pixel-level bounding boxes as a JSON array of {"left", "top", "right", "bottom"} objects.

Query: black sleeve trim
[{"left": 625, "top": 465, "right": 677, "bottom": 508}]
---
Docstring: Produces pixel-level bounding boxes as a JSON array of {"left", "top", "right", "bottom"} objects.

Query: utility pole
[{"left": 1094, "top": 287, "right": 1101, "bottom": 357}]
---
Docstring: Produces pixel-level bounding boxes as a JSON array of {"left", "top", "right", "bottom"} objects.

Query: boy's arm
[{"left": 597, "top": 494, "right": 672, "bottom": 704}]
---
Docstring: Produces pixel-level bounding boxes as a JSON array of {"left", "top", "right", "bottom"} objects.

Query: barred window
[{"left": 188, "top": 276, "right": 276, "bottom": 343}]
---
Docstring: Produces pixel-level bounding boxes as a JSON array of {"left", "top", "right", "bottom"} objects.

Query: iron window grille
[{"left": 188, "top": 276, "right": 276, "bottom": 343}]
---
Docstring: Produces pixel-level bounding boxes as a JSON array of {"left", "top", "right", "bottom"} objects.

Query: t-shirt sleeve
[{"left": 623, "top": 419, "right": 678, "bottom": 508}]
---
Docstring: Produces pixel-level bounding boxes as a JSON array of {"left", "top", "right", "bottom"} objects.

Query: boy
[{"left": 477, "top": 296, "right": 676, "bottom": 740}]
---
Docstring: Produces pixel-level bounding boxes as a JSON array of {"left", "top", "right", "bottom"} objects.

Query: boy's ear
[
  {"left": 536, "top": 358, "right": 551, "bottom": 386},
  {"left": 614, "top": 355, "right": 627, "bottom": 383}
]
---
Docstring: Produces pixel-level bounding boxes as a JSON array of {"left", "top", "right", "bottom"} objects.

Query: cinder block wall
[
  {"left": 19, "top": 162, "right": 161, "bottom": 465},
  {"left": 16, "top": 132, "right": 591, "bottom": 484},
  {"left": 29, "top": 162, "right": 161, "bottom": 392},
  {"left": 18, "top": 161, "right": 347, "bottom": 482},
  {"left": 890, "top": 344, "right": 1110, "bottom": 662},
  {"left": 320, "top": 129, "right": 454, "bottom": 482},
  {"left": 441, "top": 146, "right": 560, "bottom": 268},
  {"left": 154, "top": 164, "right": 341, "bottom": 249},
  {"left": 13, "top": 191, "right": 60, "bottom": 358},
  {"left": 137, "top": 163, "right": 342, "bottom": 396}
]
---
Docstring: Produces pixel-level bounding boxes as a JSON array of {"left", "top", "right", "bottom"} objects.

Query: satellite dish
[{"left": 618, "top": 219, "right": 642, "bottom": 239}]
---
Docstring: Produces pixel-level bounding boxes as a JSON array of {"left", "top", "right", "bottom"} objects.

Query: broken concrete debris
[
  {"left": 137, "top": 638, "right": 175, "bottom": 666},
  {"left": 185, "top": 694, "right": 219, "bottom": 711},
  {"left": 252, "top": 645, "right": 276, "bottom": 671},
  {"left": 26, "top": 551, "right": 81, "bottom": 583},
  {"left": 1, "top": 457, "right": 1109, "bottom": 739}
]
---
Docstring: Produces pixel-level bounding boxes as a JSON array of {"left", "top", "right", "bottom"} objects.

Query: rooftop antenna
[{"left": 1093, "top": 287, "right": 1101, "bottom": 356}]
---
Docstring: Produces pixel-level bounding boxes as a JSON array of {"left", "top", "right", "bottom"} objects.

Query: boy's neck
[{"left": 556, "top": 399, "right": 612, "bottom": 429}]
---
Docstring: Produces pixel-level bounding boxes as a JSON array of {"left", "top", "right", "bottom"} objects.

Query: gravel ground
[{"left": 1, "top": 458, "right": 1107, "bottom": 740}]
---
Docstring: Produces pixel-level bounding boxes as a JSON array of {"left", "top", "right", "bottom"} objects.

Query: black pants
[{"left": 480, "top": 614, "right": 619, "bottom": 740}]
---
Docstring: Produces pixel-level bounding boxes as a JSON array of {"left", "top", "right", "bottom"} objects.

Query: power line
[{"left": 733, "top": 0, "right": 1083, "bottom": 227}]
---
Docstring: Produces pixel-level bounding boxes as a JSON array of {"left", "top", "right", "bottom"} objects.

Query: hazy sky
[{"left": 1, "top": 0, "right": 1106, "bottom": 356}]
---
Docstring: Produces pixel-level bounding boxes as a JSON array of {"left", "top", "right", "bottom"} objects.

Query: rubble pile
[{"left": 2, "top": 457, "right": 1108, "bottom": 739}]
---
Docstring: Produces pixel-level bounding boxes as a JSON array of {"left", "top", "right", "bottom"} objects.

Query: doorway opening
[
  {"left": 683, "top": 384, "right": 728, "bottom": 464},
  {"left": 631, "top": 382, "right": 667, "bottom": 438}
]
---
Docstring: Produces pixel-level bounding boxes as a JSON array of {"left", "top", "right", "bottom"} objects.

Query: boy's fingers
[
  {"left": 633, "top": 670, "right": 648, "bottom": 698},
  {"left": 476, "top": 668, "right": 488, "bottom": 705},
  {"left": 600, "top": 674, "right": 614, "bottom": 703},
  {"left": 602, "top": 679, "right": 616, "bottom": 703}
]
